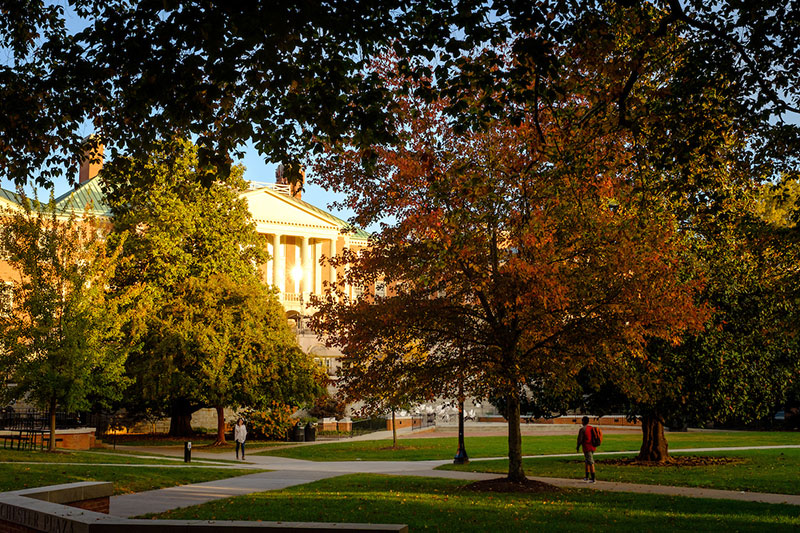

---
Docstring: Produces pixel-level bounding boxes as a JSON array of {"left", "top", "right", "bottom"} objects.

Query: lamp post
[{"left": 453, "top": 381, "right": 469, "bottom": 464}]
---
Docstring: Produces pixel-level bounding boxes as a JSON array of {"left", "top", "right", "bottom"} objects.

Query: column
[
  {"left": 329, "top": 238, "right": 337, "bottom": 300},
  {"left": 314, "top": 240, "right": 322, "bottom": 297},
  {"left": 266, "top": 240, "right": 273, "bottom": 285},
  {"left": 272, "top": 233, "right": 285, "bottom": 294},
  {"left": 343, "top": 236, "right": 352, "bottom": 299},
  {"left": 301, "top": 235, "right": 312, "bottom": 299}
]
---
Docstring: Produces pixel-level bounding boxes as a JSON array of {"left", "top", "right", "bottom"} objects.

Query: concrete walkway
[
  {"left": 100, "top": 443, "right": 800, "bottom": 517},
  {"left": 111, "top": 470, "right": 343, "bottom": 518}
]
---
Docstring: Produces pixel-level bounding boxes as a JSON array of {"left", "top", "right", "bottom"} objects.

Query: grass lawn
[
  {"left": 107, "top": 437, "right": 215, "bottom": 447},
  {"left": 151, "top": 474, "right": 800, "bottom": 532},
  {"left": 0, "top": 447, "right": 264, "bottom": 494},
  {"left": 0, "top": 447, "right": 189, "bottom": 465},
  {"left": 184, "top": 441, "right": 298, "bottom": 454},
  {"left": 440, "top": 449, "right": 800, "bottom": 495},
  {"left": 255, "top": 431, "right": 800, "bottom": 461},
  {"left": 0, "top": 463, "right": 261, "bottom": 494}
]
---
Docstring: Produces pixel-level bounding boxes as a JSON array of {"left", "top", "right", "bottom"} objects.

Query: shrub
[
  {"left": 308, "top": 393, "right": 346, "bottom": 419},
  {"left": 239, "top": 402, "right": 296, "bottom": 440}
]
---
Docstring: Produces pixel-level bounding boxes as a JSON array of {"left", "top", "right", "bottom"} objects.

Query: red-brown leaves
[{"left": 309, "top": 50, "right": 707, "bottom": 428}]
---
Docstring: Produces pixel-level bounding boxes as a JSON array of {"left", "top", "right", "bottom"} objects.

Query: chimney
[
  {"left": 78, "top": 142, "right": 104, "bottom": 185},
  {"left": 275, "top": 163, "right": 305, "bottom": 199}
]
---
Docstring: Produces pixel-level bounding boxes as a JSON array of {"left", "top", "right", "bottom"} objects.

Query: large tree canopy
[
  {"left": 102, "top": 138, "right": 273, "bottom": 436},
  {"left": 0, "top": 198, "right": 141, "bottom": 450},
  {"left": 579, "top": 186, "right": 800, "bottom": 462},
  {"left": 1, "top": 1, "right": 797, "bottom": 200},
  {"left": 310, "top": 54, "right": 707, "bottom": 482},
  {"left": 161, "top": 273, "right": 323, "bottom": 444}
]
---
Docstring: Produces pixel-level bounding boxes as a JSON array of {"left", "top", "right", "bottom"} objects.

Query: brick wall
[
  {"left": 386, "top": 417, "right": 412, "bottom": 431},
  {"left": 23, "top": 429, "right": 96, "bottom": 450},
  {"left": 0, "top": 518, "right": 32, "bottom": 533},
  {"left": 0, "top": 482, "right": 112, "bottom": 533},
  {"left": 56, "top": 432, "right": 95, "bottom": 450},
  {"left": 68, "top": 496, "right": 109, "bottom": 514}
]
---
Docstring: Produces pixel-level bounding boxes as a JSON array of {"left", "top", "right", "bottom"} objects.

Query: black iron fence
[
  {"left": 315, "top": 417, "right": 387, "bottom": 440},
  {"left": 351, "top": 417, "right": 386, "bottom": 436},
  {"left": 81, "top": 412, "right": 131, "bottom": 438},
  {"left": 0, "top": 408, "right": 75, "bottom": 451},
  {"left": 0, "top": 408, "right": 84, "bottom": 431}
]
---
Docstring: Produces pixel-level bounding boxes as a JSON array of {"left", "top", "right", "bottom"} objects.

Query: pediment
[{"left": 242, "top": 188, "right": 341, "bottom": 232}]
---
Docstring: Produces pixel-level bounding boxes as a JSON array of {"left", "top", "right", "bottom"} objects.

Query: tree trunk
[
  {"left": 391, "top": 407, "right": 397, "bottom": 448},
  {"left": 48, "top": 397, "right": 57, "bottom": 452},
  {"left": 506, "top": 393, "right": 526, "bottom": 482},
  {"left": 453, "top": 395, "right": 469, "bottom": 464},
  {"left": 214, "top": 405, "right": 226, "bottom": 445},
  {"left": 168, "top": 399, "right": 194, "bottom": 437},
  {"left": 638, "top": 413, "right": 670, "bottom": 462}
]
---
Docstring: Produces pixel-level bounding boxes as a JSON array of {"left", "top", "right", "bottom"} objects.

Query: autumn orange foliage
[{"left": 309, "top": 51, "right": 707, "bottom": 481}]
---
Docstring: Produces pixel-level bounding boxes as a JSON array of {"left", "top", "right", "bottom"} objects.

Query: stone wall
[
  {"left": 68, "top": 496, "right": 109, "bottom": 514},
  {"left": 0, "top": 481, "right": 112, "bottom": 533},
  {"left": 0, "top": 481, "right": 408, "bottom": 533}
]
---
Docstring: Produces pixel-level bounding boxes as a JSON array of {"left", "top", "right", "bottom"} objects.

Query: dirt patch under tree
[
  {"left": 601, "top": 456, "right": 743, "bottom": 467},
  {"left": 459, "top": 477, "right": 560, "bottom": 493}
]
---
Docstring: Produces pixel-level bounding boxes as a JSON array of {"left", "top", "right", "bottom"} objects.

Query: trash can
[
  {"left": 304, "top": 423, "right": 316, "bottom": 442},
  {"left": 184, "top": 441, "right": 191, "bottom": 463},
  {"left": 292, "top": 423, "right": 305, "bottom": 442}
]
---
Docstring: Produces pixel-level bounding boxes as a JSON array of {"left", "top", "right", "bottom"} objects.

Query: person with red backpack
[{"left": 577, "top": 416, "right": 602, "bottom": 483}]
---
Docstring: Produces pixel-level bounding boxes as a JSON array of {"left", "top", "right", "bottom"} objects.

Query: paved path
[
  {"left": 111, "top": 470, "right": 342, "bottom": 518},
  {"left": 390, "top": 469, "right": 800, "bottom": 506},
  {"left": 103, "top": 443, "right": 800, "bottom": 464},
  {"left": 99, "top": 444, "right": 800, "bottom": 517}
]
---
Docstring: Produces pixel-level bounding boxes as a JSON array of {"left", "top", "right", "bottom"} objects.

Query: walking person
[
  {"left": 234, "top": 417, "right": 247, "bottom": 460},
  {"left": 576, "top": 416, "right": 597, "bottom": 483}
]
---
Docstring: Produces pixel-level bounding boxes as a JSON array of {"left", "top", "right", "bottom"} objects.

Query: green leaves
[
  {"left": 102, "top": 137, "right": 265, "bottom": 290},
  {"left": 103, "top": 137, "right": 320, "bottom": 427},
  {"left": 0, "top": 195, "right": 139, "bottom": 414},
  {"left": 164, "top": 274, "right": 321, "bottom": 412},
  {"left": 311, "top": 49, "right": 711, "bottom": 477}
]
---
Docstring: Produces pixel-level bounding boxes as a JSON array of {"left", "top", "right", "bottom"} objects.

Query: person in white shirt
[{"left": 234, "top": 417, "right": 247, "bottom": 460}]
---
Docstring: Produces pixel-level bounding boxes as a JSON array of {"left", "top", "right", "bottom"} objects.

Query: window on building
[
  {"left": 375, "top": 281, "right": 386, "bottom": 299},
  {"left": 313, "top": 356, "right": 335, "bottom": 376}
]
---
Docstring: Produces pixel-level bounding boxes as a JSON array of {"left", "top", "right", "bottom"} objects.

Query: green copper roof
[
  {"left": 262, "top": 186, "right": 370, "bottom": 241},
  {"left": 12, "top": 177, "right": 367, "bottom": 240},
  {"left": 54, "top": 177, "right": 112, "bottom": 217},
  {"left": 0, "top": 188, "right": 22, "bottom": 206}
]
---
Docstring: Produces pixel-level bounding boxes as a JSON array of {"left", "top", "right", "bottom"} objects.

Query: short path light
[{"left": 453, "top": 381, "right": 469, "bottom": 465}]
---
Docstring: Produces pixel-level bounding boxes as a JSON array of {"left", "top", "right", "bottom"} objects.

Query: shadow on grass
[
  {"left": 154, "top": 474, "right": 800, "bottom": 532},
  {"left": 441, "top": 449, "right": 800, "bottom": 495},
  {"left": 0, "top": 463, "right": 259, "bottom": 494}
]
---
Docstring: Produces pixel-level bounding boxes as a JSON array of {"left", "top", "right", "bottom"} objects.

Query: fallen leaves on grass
[
  {"left": 602, "top": 456, "right": 743, "bottom": 467},
  {"left": 459, "top": 478, "right": 560, "bottom": 493}
]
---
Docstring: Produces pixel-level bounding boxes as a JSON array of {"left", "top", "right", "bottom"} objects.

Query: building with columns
[
  {"left": 0, "top": 162, "right": 368, "bottom": 377},
  {"left": 241, "top": 180, "right": 369, "bottom": 374}
]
